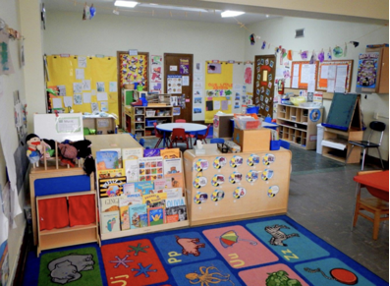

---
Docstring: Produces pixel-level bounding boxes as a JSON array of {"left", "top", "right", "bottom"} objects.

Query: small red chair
[
  {"left": 153, "top": 122, "right": 170, "bottom": 148},
  {"left": 194, "top": 124, "right": 211, "bottom": 145},
  {"left": 175, "top": 119, "right": 186, "bottom": 123},
  {"left": 170, "top": 128, "right": 189, "bottom": 149}
]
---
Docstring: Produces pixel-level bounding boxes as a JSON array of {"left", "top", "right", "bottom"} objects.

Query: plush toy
[
  {"left": 71, "top": 139, "right": 95, "bottom": 175},
  {"left": 26, "top": 133, "right": 42, "bottom": 167}
]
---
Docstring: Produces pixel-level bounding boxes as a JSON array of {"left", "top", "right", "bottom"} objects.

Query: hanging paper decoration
[
  {"left": 350, "top": 41, "right": 359, "bottom": 47},
  {"left": 281, "top": 49, "right": 287, "bottom": 58},
  {"left": 318, "top": 50, "right": 325, "bottom": 62},
  {"left": 327, "top": 47, "right": 332, "bottom": 60},
  {"left": 82, "top": 3, "right": 91, "bottom": 20},
  {"left": 300, "top": 50, "right": 308, "bottom": 60},
  {"left": 287, "top": 50, "right": 293, "bottom": 61},
  {"left": 249, "top": 34, "right": 255, "bottom": 45},
  {"left": 90, "top": 4, "right": 96, "bottom": 19},
  {"left": 255, "top": 35, "right": 261, "bottom": 40},
  {"left": 333, "top": 46, "right": 343, "bottom": 58},
  {"left": 309, "top": 50, "right": 317, "bottom": 64},
  {"left": 261, "top": 41, "right": 266, "bottom": 49}
]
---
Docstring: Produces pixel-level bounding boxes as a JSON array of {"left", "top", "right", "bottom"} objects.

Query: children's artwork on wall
[
  {"left": 91, "top": 102, "right": 99, "bottom": 113},
  {"left": 58, "top": 85, "right": 66, "bottom": 96},
  {"left": 0, "top": 30, "right": 15, "bottom": 75},
  {"left": 74, "top": 94, "right": 82, "bottom": 105},
  {"left": 73, "top": 82, "right": 82, "bottom": 93},
  {"left": 207, "top": 63, "right": 221, "bottom": 74},
  {"left": 96, "top": 82, "right": 105, "bottom": 92}
]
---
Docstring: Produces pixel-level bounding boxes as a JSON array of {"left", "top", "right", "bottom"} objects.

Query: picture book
[
  {"left": 129, "top": 204, "right": 147, "bottom": 229},
  {"left": 160, "top": 188, "right": 183, "bottom": 199},
  {"left": 138, "top": 157, "right": 164, "bottom": 181},
  {"left": 148, "top": 207, "right": 165, "bottom": 226},
  {"left": 165, "top": 173, "right": 184, "bottom": 188},
  {"left": 160, "top": 148, "right": 180, "bottom": 159},
  {"left": 166, "top": 205, "right": 187, "bottom": 223},
  {"left": 101, "top": 148, "right": 122, "bottom": 168},
  {"left": 143, "top": 193, "right": 168, "bottom": 208},
  {"left": 122, "top": 147, "right": 143, "bottom": 160},
  {"left": 119, "top": 196, "right": 132, "bottom": 230},
  {"left": 126, "top": 193, "right": 143, "bottom": 205},
  {"left": 122, "top": 183, "right": 135, "bottom": 196},
  {"left": 97, "top": 168, "right": 125, "bottom": 180},
  {"left": 165, "top": 196, "right": 186, "bottom": 208},
  {"left": 134, "top": 181, "right": 154, "bottom": 196},
  {"left": 144, "top": 148, "right": 162, "bottom": 157},
  {"left": 154, "top": 178, "right": 172, "bottom": 192},
  {"left": 96, "top": 150, "right": 119, "bottom": 170},
  {"left": 100, "top": 197, "right": 120, "bottom": 212},
  {"left": 101, "top": 211, "right": 120, "bottom": 233},
  {"left": 98, "top": 176, "right": 126, "bottom": 198},
  {"left": 139, "top": 213, "right": 148, "bottom": 228},
  {"left": 124, "top": 159, "right": 139, "bottom": 182},
  {"left": 163, "top": 158, "right": 182, "bottom": 175}
]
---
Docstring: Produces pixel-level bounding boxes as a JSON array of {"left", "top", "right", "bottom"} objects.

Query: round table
[{"left": 157, "top": 123, "right": 207, "bottom": 148}]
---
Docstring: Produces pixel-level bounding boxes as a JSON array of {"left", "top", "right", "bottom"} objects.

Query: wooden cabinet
[
  {"left": 83, "top": 115, "right": 116, "bottom": 135},
  {"left": 321, "top": 128, "right": 363, "bottom": 163},
  {"left": 276, "top": 104, "right": 323, "bottom": 150},
  {"left": 366, "top": 46, "right": 389, "bottom": 94}
]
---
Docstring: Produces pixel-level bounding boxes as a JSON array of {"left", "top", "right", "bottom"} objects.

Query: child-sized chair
[
  {"left": 153, "top": 122, "right": 170, "bottom": 148},
  {"left": 194, "top": 124, "right": 211, "bottom": 145},
  {"left": 170, "top": 128, "right": 189, "bottom": 149},
  {"left": 175, "top": 119, "right": 186, "bottom": 123}
]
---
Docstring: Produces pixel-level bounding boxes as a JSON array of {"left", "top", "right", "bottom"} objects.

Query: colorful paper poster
[
  {"left": 356, "top": 52, "right": 379, "bottom": 89},
  {"left": 151, "top": 66, "right": 162, "bottom": 82},
  {"left": 119, "top": 54, "right": 148, "bottom": 87},
  {"left": 167, "top": 75, "right": 182, "bottom": 94},
  {"left": 180, "top": 59, "right": 190, "bottom": 74},
  {"left": 151, "top": 55, "right": 162, "bottom": 65}
]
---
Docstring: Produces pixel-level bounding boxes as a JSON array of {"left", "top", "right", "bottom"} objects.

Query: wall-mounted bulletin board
[
  {"left": 253, "top": 55, "right": 276, "bottom": 118},
  {"left": 316, "top": 60, "right": 353, "bottom": 93},
  {"left": 204, "top": 61, "right": 233, "bottom": 123},
  {"left": 45, "top": 55, "right": 118, "bottom": 123},
  {"left": 289, "top": 61, "right": 318, "bottom": 90}
]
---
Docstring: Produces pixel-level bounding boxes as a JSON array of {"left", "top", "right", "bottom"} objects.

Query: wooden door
[
  {"left": 253, "top": 55, "right": 276, "bottom": 118},
  {"left": 164, "top": 53, "right": 193, "bottom": 122},
  {"left": 117, "top": 51, "right": 149, "bottom": 128}
]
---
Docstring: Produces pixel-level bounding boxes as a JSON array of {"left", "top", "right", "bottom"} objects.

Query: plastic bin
[
  {"left": 270, "top": 140, "right": 281, "bottom": 150},
  {"left": 316, "top": 123, "right": 324, "bottom": 154},
  {"left": 146, "top": 119, "right": 157, "bottom": 127},
  {"left": 246, "top": 105, "right": 260, "bottom": 114}
]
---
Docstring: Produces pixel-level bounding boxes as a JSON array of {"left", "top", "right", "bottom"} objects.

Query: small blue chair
[
  {"left": 139, "top": 138, "right": 145, "bottom": 146},
  {"left": 130, "top": 133, "right": 137, "bottom": 140},
  {"left": 280, "top": 140, "right": 290, "bottom": 149},
  {"left": 210, "top": 138, "right": 225, "bottom": 144}
]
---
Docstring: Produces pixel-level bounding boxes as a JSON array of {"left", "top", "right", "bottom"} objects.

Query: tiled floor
[{"left": 143, "top": 137, "right": 389, "bottom": 281}]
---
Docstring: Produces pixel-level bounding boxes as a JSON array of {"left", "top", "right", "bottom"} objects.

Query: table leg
[
  {"left": 163, "top": 131, "right": 166, "bottom": 148},
  {"left": 351, "top": 182, "right": 361, "bottom": 231}
]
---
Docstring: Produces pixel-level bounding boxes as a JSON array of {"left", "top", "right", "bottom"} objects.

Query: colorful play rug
[{"left": 23, "top": 215, "right": 387, "bottom": 286}]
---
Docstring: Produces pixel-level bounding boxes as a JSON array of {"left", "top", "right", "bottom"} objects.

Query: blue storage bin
[
  {"left": 246, "top": 105, "right": 260, "bottom": 114},
  {"left": 270, "top": 140, "right": 281, "bottom": 150},
  {"left": 146, "top": 119, "right": 157, "bottom": 127}
]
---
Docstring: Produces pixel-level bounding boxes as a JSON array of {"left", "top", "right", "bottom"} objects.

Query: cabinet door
[{"left": 378, "top": 47, "right": 389, "bottom": 94}]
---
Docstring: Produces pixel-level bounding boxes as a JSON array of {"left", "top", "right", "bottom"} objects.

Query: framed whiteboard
[{"left": 34, "top": 113, "right": 84, "bottom": 142}]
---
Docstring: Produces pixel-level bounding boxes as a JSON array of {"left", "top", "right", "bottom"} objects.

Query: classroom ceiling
[{"left": 42, "top": 0, "right": 279, "bottom": 25}]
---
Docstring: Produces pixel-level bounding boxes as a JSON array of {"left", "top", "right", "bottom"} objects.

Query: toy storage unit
[
  {"left": 86, "top": 134, "right": 190, "bottom": 241},
  {"left": 276, "top": 104, "right": 323, "bottom": 150},
  {"left": 29, "top": 166, "right": 99, "bottom": 256},
  {"left": 183, "top": 147, "right": 292, "bottom": 226},
  {"left": 127, "top": 105, "right": 173, "bottom": 138},
  {"left": 83, "top": 115, "right": 116, "bottom": 135}
]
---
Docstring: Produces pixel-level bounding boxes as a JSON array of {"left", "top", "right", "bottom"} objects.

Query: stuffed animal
[{"left": 26, "top": 133, "right": 42, "bottom": 166}]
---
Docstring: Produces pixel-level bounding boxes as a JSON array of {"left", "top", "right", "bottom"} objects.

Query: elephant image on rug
[{"left": 47, "top": 254, "right": 95, "bottom": 284}]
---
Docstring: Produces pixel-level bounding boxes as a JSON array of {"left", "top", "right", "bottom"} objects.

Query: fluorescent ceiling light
[
  {"left": 221, "top": 10, "right": 245, "bottom": 18},
  {"left": 138, "top": 3, "right": 209, "bottom": 13},
  {"left": 114, "top": 1, "right": 138, "bottom": 8}
]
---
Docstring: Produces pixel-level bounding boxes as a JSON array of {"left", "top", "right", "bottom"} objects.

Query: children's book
[
  {"left": 165, "top": 173, "right": 184, "bottom": 188},
  {"left": 100, "top": 197, "right": 120, "bottom": 212},
  {"left": 124, "top": 159, "right": 139, "bottom": 182},
  {"left": 98, "top": 176, "right": 126, "bottom": 198},
  {"left": 144, "top": 148, "right": 162, "bottom": 157},
  {"left": 129, "top": 204, "right": 147, "bottom": 229},
  {"left": 97, "top": 168, "right": 125, "bottom": 180},
  {"left": 101, "top": 211, "right": 120, "bottom": 233},
  {"left": 163, "top": 158, "right": 182, "bottom": 175},
  {"left": 154, "top": 178, "right": 172, "bottom": 192},
  {"left": 139, "top": 213, "right": 148, "bottom": 228},
  {"left": 123, "top": 182, "right": 135, "bottom": 196},
  {"left": 143, "top": 193, "right": 167, "bottom": 208},
  {"left": 148, "top": 207, "right": 165, "bottom": 226},
  {"left": 119, "top": 196, "right": 132, "bottom": 230},
  {"left": 160, "top": 188, "right": 183, "bottom": 199},
  {"left": 165, "top": 196, "right": 186, "bottom": 208},
  {"left": 138, "top": 157, "right": 164, "bottom": 181},
  {"left": 160, "top": 148, "right": 180, "bottom": 159},
  {"left": 166, "top": 205, "right": 187, "bottom": 223},
  {"left": 101, "top": 148, "right": 122, "bottom": 168},
  {"left": 96, "top": 150, "right": 119, "bottom": 170},
  {"left": 134, "top": 181, "right": 154, "bottom": 196},
  {"left": 127, "top": 192, "right": 143, "bottom": 205},
  {"left": 122, "top": 147, "right": 143, "bottom": 160}
]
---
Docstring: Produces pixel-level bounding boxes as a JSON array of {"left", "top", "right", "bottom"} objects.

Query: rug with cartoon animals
[{"left": 24, "top": 215, "right": 387, "bottom": 286}]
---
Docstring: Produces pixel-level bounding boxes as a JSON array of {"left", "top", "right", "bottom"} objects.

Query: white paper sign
[
  {"left": 170, "top": 65, "right": 178, "bottom": 71},
  {"left": 64, "top": 96, "right": 73, "bottom": 107},
  {"left": 97, "top": 92, "right": 108, "bottom": 101},
  {"left": 182, "top": 76, "right": 189, "bottom": 86},
  {"left": 52, "top": 97, "right": 63, "bottom": 109},
  {"left": 109, "top": 82, "right": 117, "bottom": 92},
  {"left": 83, "top": 93, "right": 92, "bottom": 103}
]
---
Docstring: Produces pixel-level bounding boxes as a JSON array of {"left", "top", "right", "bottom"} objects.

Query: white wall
[
  {"left": 0, "top": 0, "right": 27, "bottom": 283},
  {"left": 245, "top": 17, "right": 389, "bottom": 159}
]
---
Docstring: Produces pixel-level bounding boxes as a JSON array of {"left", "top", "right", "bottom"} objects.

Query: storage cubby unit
[
  {"left": 128, "top": 106, "right": 173, "bottom": 138},
  {"left": 276, "top": 104, "right": 323, "bottom": 150},
  {"left": 83, "top": 116, "right": 116, "bottom": 135}
]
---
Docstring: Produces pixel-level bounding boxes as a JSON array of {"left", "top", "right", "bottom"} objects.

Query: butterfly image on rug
[
  {"left": 265, "top": 224, "right": 299, "bottom": 246},
  {"left": 186, "top": 266, "right": 234, "bottom": 286},
  {"left": 219, "top": 230, "right": 257, "bottom": 248},
  {"left": 304, "top": 267, "right": 358, "bottom": 285},
  {"left": 176, "top": 236, "right": 205, "bottom": 256}
]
